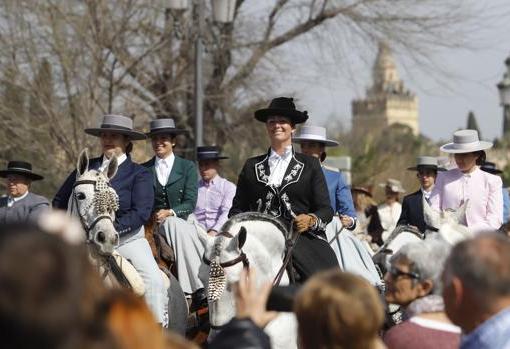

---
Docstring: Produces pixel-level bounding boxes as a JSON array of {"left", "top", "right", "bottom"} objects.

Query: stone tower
[{"left": 352, "top": 42, "right": 419, "bottom": 136}]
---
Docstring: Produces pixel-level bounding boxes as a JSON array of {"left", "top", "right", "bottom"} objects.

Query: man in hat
[
  {"left": 0, "top": 161, "right": 49, "bottom": 224},
  {"left": 480, "top": 161, "right": 510, "bottom": 224},
  {"left": 378, "top": 178, "right": 405, "bottom": 242},
  {"left": 292, "top": 125, "right": 356, "bottom": 229},
  {"left": 398, "top": 156, "right": 445, "bottom": 233},
  {"left": 141, "top": 118, "right": 205, "bottom": 305},
  {"left": 193, "top": 146, "right": 236, "bottom": 235},
  {"left": 229, "top": 97, "right": 336, "bottom": 282}
]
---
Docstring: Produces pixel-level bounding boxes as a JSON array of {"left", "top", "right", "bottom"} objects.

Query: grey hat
[
  {"left": 407, "top": 156, "right": 446, "bottom": 171},
  {"left": 379, "top": 178, "right": 405, "bottom": 193},
  {"left": 292, "top": 125, "right": 339, "bottom": 147},
  {"left": 84, "top": 114, "right": 146, "bottom": 140},
  {"left": 146, "top": 118, "right": 187, "bottom": 137},
  {"left": 440, "top": 129, "right": 492, "bottom": 154}
]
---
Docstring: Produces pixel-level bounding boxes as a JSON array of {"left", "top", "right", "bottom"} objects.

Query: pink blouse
[{"left": 429, "top": 167, "right": 502, "bottom": 234}]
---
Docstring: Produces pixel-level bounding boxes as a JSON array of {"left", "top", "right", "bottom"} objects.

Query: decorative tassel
[{"left": 208, "top": 260, "right": 226, "bottom": 302}]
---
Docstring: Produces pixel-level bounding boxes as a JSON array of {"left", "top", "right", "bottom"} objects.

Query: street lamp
[
  {"left": 497, "top": 56, "right": 510, "bottom": 138},
  {"left": 166, "top": 0, "right": 235, "bottom": 153}
]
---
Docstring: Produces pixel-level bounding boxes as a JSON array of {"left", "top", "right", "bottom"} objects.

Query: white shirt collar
[
  {"left": 421, "top": 186, "right": 433, "bottom": 195},
  {"left": 156, "top": 152, "right": 175, "bottom": 166},
  {"left": 269, "top": 145, "right": 293, "bottom": 160},
  {"left": 8, "top": 191, "right": 29, "bottom": 206},
  {"left": 100, "top": 153, "right": 127, "bottom": 170}
]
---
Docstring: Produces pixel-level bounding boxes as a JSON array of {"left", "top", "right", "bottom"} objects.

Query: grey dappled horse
[
  {"left": 69, "top": 149, "right": 188, "bottom": 334},
  {"left": 197, "top": 212, "right": 298, "bottom": 349}
]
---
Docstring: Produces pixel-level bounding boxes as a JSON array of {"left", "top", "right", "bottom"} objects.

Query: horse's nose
[
  {"left": 112, "top": 234, "right": 119, "bottom": 246},
  {"left": 96, "top": 231, "right": 106, "bottom": 243}
]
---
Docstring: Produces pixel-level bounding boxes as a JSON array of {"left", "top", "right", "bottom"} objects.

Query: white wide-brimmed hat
[
  {"left": 407, "top": 156, "right": 446, "bottom": 171},
  {"left": 440, "top": 129, "right": 492, "bottom": 154},
  {"left": 379, "top": 178, "right": 405, "bottom": 193},
  {"left": 292, "top": 125, "right": 339, "bottom": 147}
]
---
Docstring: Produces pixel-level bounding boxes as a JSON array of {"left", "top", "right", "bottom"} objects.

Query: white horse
[
  {"left": 373, "top": 198, "right": 472, "bottom": 273},
  {"left": 197, "top": 212, "right": 298, "bottom": 349}
]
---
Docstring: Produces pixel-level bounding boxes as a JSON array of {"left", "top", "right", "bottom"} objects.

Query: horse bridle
[
  {"left": 202, "top": 231, "right": 250, "bottom": 269},
  {"left": 72, "top": 179, "right": 115, "bottom": 241}
]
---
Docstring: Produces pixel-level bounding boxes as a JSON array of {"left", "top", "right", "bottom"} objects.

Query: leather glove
[{"left": 294, "top": 214, "right": 316, "bottom": 233}]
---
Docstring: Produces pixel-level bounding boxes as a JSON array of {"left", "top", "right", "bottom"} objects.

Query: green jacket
[{"left": 142, "top": 156, "right": 198, "bottom": 219}]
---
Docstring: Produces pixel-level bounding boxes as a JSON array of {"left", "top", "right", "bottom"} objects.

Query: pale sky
[{"left": 271, "top": 0, "right": 510, "bottom": 142}]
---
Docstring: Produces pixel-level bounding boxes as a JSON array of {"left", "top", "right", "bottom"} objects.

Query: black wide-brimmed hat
[
  {"left": 407, "top": 156, "right": 446, "bottom": 172},
  {"left": 197, "top": 146, "right": 228, "bottom": 161},
  {"left": 146, "top": 118, "right": 187, "bottom": 137},
  {"left": 85, "top": 114, "right": 146, "bottom": 140},
  {"left": 254, "top": 97, "right": 308, "bottom": 124},
  {"left": 480, "top": 161, "right": 503, "bottom": 175},
  {"left": 0, "top": 161, "right": 44, "bottom": 181}
]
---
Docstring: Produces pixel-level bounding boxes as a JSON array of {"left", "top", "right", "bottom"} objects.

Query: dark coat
[
  {"left": 229, "top": 149, "right": 337, "bottom": 281},
  {"left": 52, "top": 156, "right": 154, "bottom": 236},
  {"left": 141, "top": 156, "right": 198, "bottom": 219},
  {"left": 398, "top": 190, "right": 427, "bottom": 233},
  {"left": 229, "top": 150, "right": 333, "bottom": 231},
  {"left": 0, "top": 192, "right": 50, "bottom": 224},
  {"left": 209, "top": 318, "right": 270, "bottom": 349}
]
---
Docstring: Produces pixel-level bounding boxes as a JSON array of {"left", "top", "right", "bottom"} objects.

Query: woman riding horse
[
  {"left": 430, "top": 129, "right": 503, "bottom": 234},
  {"left": 228, "top": 97, "right": 337, "bottom": 282},
  {"left": 52, "top": 114, "right": 168, "bottom": 326}
]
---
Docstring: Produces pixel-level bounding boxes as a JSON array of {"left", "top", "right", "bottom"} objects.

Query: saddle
[{"left": 144, "top": 213, "right": 175, "bottom": 277}]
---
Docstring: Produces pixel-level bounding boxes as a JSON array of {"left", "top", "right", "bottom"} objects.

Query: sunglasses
[{"left": 388, "top": 266, "right": 420, "bottom": 280}]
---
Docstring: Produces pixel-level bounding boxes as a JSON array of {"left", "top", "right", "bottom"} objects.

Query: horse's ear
[
  {"left": 453, "top": 199, "right": 468, "bottom": 224},
  {"left": 423, "top": 196, "right": 440, "bottom": 229},
  {"left": 104, "top": 155, "right": 118, "bottom": 180},
  {"left": 236, "top": 226, "right": 247, "bottom": 249},
  {"left": 77, "top": 148, "right": 89, "bottom": 176}
]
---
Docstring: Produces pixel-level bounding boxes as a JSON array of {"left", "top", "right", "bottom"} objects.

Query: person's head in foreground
[
  {"left": 442, "top": 233, "right": 510, "bottom": 334},
  {"left": 384, "top": 237, "right": 451, "bottom": 308},
  {"left": 294, "top": 269, "right": 385, "bottom": 349}
]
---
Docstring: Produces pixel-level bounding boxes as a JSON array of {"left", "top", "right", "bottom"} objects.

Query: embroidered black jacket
[{"left": 229, "top": 149, "right": 333, "bottom": 232}]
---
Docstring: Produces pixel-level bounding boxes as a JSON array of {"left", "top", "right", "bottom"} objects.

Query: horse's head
[
  {"left": 423, "top": 197, "right": 472, "bottom": 244},
  {"left": 198, "top": 227, "right": 249, "bottom": 330},
  {"left": 196, "top": 212, "right": 288, "bottom": 332},
  {"left": 70, "top": 149, "right": 120, "bottom": 254}
]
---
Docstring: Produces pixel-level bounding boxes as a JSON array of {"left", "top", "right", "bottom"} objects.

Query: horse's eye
[{"left": 76, "top": 192, "right": 86, "bottom": 200}]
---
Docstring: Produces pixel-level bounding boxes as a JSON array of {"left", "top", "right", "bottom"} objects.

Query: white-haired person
[
  {"left": 429, "top": 129, "right": 502, "bottom": 234},
  {"left": 383, "top": 237, "right": 460, "bottom": 348}
]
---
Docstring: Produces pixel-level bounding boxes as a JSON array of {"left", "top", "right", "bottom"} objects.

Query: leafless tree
[{"left": 0, "top": 0, "right": 479, "bottom": 195}]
